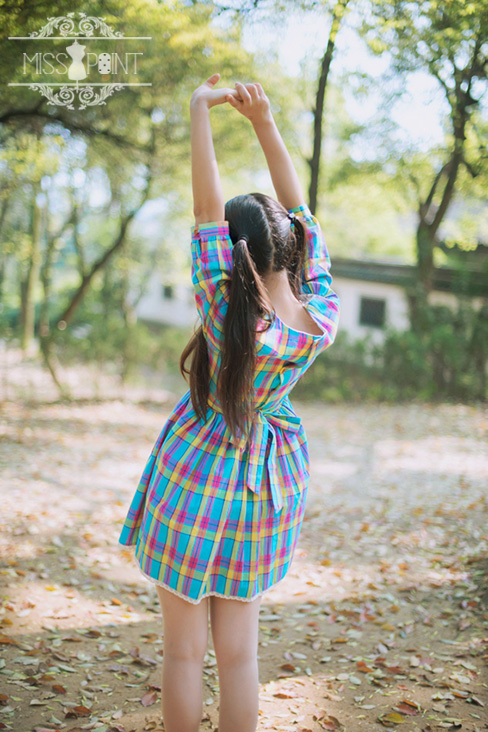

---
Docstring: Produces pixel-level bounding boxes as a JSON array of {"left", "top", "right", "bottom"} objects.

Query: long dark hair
[{"left": 180, "top": 192, "right": 308, "bottom": 445}]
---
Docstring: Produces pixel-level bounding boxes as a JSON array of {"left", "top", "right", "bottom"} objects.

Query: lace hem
[{"left": 121, "top": 541, "right": 289, "bottom": 605}]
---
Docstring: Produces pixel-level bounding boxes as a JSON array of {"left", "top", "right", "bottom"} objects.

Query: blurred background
[{"left": 1, "top": 0, "right": 487, "bottom": 404}]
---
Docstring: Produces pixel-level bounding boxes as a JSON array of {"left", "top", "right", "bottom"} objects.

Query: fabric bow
[{"left": 207, "top": 394, "right": 302, "bottom": 513}]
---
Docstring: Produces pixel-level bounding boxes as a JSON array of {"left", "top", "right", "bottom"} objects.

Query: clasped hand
[{"left": 190, "top": 73, "right": 272, "bottom": 124}]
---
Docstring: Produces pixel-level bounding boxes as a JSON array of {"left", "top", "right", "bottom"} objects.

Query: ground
[{"left": 1, "top": 353, "right": 487, "bottom": 732}]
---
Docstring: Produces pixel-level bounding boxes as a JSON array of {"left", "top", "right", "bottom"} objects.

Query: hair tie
[
  {"left": 240, "top": 235, "right": 248, "bottom": 246},
  {"left": 287, "top": 212, "right": 297, "bottom": 232}
]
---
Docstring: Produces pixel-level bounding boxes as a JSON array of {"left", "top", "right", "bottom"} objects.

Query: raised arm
[
  {"left": 226, "top": 81, "right": 305, "bottom": 210},
  {"left": 190, "top": 73, "right": 239, "bottom": 225}
]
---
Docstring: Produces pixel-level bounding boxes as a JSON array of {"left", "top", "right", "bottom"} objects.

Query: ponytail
[
  {"left": 180, "top": 192, "right": 309, "bottom": 445},
  {"left": 218, "top": 236, "right": 272, "bottom": 445}
]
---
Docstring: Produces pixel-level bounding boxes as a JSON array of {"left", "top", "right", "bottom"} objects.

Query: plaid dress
[{"left": 118, "top": 203, "right": 340, "bottom": 604}]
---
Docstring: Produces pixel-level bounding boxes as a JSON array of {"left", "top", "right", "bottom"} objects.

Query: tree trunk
[
  {"left": 102, "top": 261, "right": 114, "bottom": 321},
  {"left": 41, "top": 176, "right": 152, "bottom": 397},
  {"left": 409, "top": 89, "right": 467, "bottom": 342},
  {"left": 416, "top": 219, "right": 434, "bottom": 294},
  {"left": 0, "top": 194, "right": 11, "bottom": 302},
  {"left": 39, "top": 235, "right": 56, "bottom": 338},
  {"left": 308, "top": 0, "right": 349, "bottom": 214},
  {"left": 39, "top": 335, "right": 70, "bottom": 399},
  {"left": 0, "top": 258, "right": 5, "bottom": 307},
  {"left": 20, "top": 185, "right": 43, "bottom": 352},
  {"left": 56, "top": 206, "right": 140, "bottom": 329},
  {"left": 120, "top": 267, "right": 138, "bottom": 384}
]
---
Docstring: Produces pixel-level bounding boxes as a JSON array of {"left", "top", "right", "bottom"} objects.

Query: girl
[{"left": 118, "top": 73, "right": 340, "bottom": 732}]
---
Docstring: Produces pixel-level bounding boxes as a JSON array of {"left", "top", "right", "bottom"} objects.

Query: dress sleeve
[
  {"left": 288, "top": 203, "right": 341, "bottom": 347},
  {"left": 190, "top": 220, "right": 233, "bottom": 343}
]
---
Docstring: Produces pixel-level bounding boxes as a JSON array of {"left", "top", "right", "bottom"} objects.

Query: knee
[
  {"left": 164, "top": 635, "right": 208, "bottom": 664},
  {"left": 210, "top": 596, "right": 261, "bottom": 670},
  {"left": 157, "top": 587, "right": 209, "bottom": 664},
  {"left": 213, "top": 641, "right": 258, "bottom": 670},
  {"left": 164, "top": 645, "right": 207, "bottom": 665}
]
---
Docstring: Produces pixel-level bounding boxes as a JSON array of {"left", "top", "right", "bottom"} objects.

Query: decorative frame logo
[{"left": 8, "top": 12, "right": 151, "bottom": 110}]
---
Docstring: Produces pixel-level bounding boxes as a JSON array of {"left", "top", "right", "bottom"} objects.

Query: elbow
[
  {"left": 193, "top": 196, "right": 225, "bottom": 226},
  {"left": 323, "top": 296, "right": 341, "bottom": 348}
]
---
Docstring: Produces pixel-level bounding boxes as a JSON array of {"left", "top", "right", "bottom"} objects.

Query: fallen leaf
[
  {"left": 378, "top": 712, "right": 406, "bottom": 725},
  {"left": 467, "top": 695, "right": 484, "bottom": 706},
  {"left": 356, "top": 661, "right": 374, "bottom": 673},
  {"left": 141, "top": 690, "right": 158, "bottom": 706},
  {"left": 319, "top": 715, "right": 343, "bottom": 730},
  {"left": 395, "top": 699, "right": 421, "bottom": 715},
  {"left": 65, "top": 705, "right": 92, "bottom": 718},
  {"left": 0, "top": 636, "right": 18, "bottom": 645}
]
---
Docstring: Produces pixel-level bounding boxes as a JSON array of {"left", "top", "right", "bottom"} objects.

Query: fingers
[
  {"left": 235, "top": 81, "right": 252, "bottom": 103},
  {"left": 205, "top": 73, "right": 220, "bottom": 87},
  {"left": 226, "top": 81, "right": 266, "bottom": 115},
  {"left": 246, "top": 83, "right": 260, "bottom": 101},
  {"left": 226, "top": 93, "right": 242, "bottom": 109},
  {"left": 234, "top": 81, "right": 265, "bottom": 101}
]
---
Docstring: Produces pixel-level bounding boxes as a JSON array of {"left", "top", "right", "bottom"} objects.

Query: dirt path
[{"left": 1, "top": 377, "right": 487, "bottom": 732}]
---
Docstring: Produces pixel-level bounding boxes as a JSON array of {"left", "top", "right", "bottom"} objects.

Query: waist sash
[{"left": 207, "top": 394, "right": 302, "bottom": 513}]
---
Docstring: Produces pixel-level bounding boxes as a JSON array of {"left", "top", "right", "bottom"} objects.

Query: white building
[
  {"left": 331, "top": 257, "right": 488, "bottom": 344},
  {"left": 136, "top": 274, "right": 196, "bottom": 329},
  {"left": 136, "top": 257, "right": 488, "bottom": 343}
]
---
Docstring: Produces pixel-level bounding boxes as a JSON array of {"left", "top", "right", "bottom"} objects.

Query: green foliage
[
  {"left": 365, "top": 0, "right": 488, "bottom": 80},
  {"left": 358, "top": 0, "right": 488, "bottom": 271},
  {"left": 1, "top": 0, "right": 487, "bottom": 400},
  {"left": 293, "top": 300, "right": 488, "bottom": 403},
  {"left": 324, "top": 172, "right": 416, "bottom": 260},
  {"left": 0, "top": 301, "right": 19, "bottom": 339},
  {"left": 48, "top": 281, "right": 194, "bottom": 384},
  {"left": 0, "top": 0, "right": 268, "bottom": 353}
]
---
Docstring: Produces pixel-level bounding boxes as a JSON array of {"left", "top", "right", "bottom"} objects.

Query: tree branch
[
  {"left": 423, "top": 160, "right": 451, "bottom": 214},
  {"left": 308, "top": 0, "right": 350, "bottom": 214},
  {"left": 429, "top": 150, "right": 462, "bottom": 236},
  {"left": 0, "top": 108, "right": 152, "bottom": 153},
  {"left": 56, "top": 167, "right": 154, "bottom": 328}
]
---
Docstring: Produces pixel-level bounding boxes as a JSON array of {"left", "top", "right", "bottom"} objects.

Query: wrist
[
  {"left": 251, "top": 112, "right": 274, "bottom": 129},
  {"left": 190, "top": 96, "right": 210, "bottom": 113}
]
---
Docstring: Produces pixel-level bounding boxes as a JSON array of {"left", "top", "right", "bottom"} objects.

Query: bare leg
[
  {"left": 210, "top": 594, "right": 262, "bottom": 732},
  {"left": 156, "top": 585, "right": 209, "bottom": 732}
]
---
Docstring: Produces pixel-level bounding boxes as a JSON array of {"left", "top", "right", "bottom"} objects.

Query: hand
[
  {"left": 190, "top": 72, "right": 239, "bottom": 110},
  {"left": 226, "top": 81, "right": 272, "bottom": 125}
]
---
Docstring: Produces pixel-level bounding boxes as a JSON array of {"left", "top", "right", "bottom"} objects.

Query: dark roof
[{"left": 331, "top": 257, "right": 488, "bottom": 298}]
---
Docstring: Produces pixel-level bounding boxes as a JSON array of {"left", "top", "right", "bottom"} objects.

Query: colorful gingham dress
[{"left": 118, "top": 203, "right": 340, "bottom": 604}]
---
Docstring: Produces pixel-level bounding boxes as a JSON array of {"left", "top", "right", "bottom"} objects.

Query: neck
[{"left": 262, "top": 268, "right": 295, "bottom": 299}]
